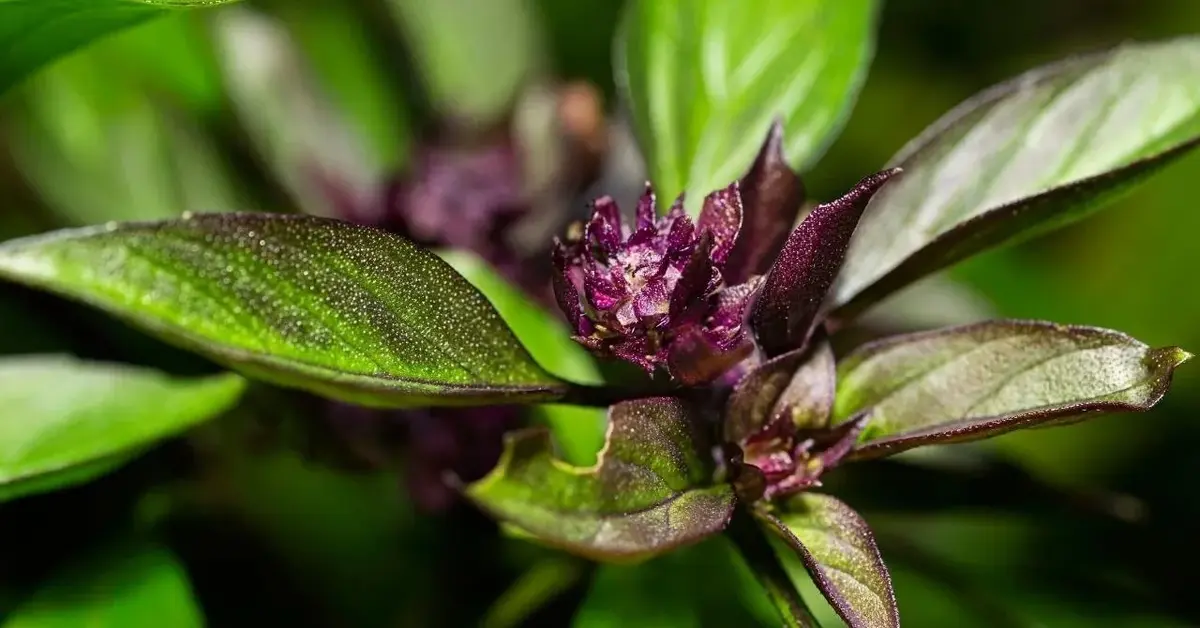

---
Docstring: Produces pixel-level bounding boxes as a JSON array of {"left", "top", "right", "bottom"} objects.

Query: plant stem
[{"left": 727, "top": 506, "right": 820, "bottom": 627}]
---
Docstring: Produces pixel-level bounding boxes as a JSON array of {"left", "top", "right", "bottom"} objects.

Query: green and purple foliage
[{"left": 0, "top": 0, "right": 1199, "bottom": 626}]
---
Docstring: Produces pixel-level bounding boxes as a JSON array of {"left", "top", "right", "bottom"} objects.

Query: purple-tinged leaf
[
  {"left": 759, "top": 494, "right": 899, "bottom": 628},
  {"left": 724, "top": 121, "right": 807, "bottom": 284},
  {"left": 834, "top": 320, "right": 1192, "bottom": 460},
  {"left": 833, "top": 38, "right": 1200, "bottom": 320},
  {"left": 466, "top": 397, "right": 735, "bottom": 561},
  {"left": 667, "top": 326, "right": 752, "bottom": 387},
  {"left": 724, "top": 339, "right": 836, "bottom": 445},
  {"left": 751, "top": 170, "right": 900, "bottom": 358}
]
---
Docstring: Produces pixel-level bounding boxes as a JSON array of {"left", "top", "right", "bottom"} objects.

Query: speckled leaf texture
[
  {"left": 0, "top": 0, "right": 240, "bottom": 96},
  {"left": 760, "top": 494, "right": 898, "bottom": 628},
  {"left": 0, "top": 355, "right": 246, "bottom": 503},
  {"left": 833, "top": 37, "right": 1200, "bottom": 319},
  {"left": 617, "top": 0, "right": 878, "bottom": 212},
  {"left": 466, "top": 397, "right": 736, "bottom": 561},
  {"left": 0, "top": 214, "right": 565, "bottom": 408},
  {"left": 833, "top": 320, "right": 1191, "bottom": 460}
]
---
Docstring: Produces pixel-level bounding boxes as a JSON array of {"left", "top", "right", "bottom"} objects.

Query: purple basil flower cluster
[{"left": 553, "top": 122, "right": 900, "bottom": 498}]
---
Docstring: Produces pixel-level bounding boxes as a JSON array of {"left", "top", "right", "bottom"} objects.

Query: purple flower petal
[
  {"left": 751, "top": 169, "right": 902, "bottom": 358},
  {"left": 669, "top": 234, "right": 715, "bottom": 319},
  {"left": 725, "top": 121, "right": 807, "bottom": 285},
  {"left": 551, "top": 241, "right": 588, "bottom": 334},
  {"left": 697, "top": 182, "right": 744, "bottom": 266},
  {"left": 586, "top": 196, "right": 623, "bottom": 253},
  {"left": 635, "top": 183, "right": 657, "bottom": 231}
]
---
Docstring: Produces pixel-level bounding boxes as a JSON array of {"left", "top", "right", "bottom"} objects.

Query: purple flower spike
[
  {"left": 743, "top": 413, "right": 870, "bottom": 501},
  {"left": 751, "top": 169, "right": 903, "bottom": 358},
  {"left": 553, "top": 183, "right": 756, "bottom": 382}
]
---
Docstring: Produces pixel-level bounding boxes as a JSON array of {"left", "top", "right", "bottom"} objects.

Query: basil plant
[{"left": 1, "top": 0, "right": 1197, "bottom": 626}]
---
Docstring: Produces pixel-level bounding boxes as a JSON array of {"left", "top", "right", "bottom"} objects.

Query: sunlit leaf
[
  {"left": 4, "top": 540, "right": 203, "bottom": 627},
  {"left": 833, "top": 320, "right": 1191, "bottom": 459},
  {"left": 617, "top": 0, "right": 878, "bottom": 211},
  {"left": 0, "top": 214, "right": 565, "bottom": 408},
  {"left": 0, "top": 355, "right": 245, "bottom": 502},
  {"left": 835, "top": 37, "right": 1200, "bottom": 318},
  {"left": 760, "top": 494, "right": 899, "bottom": 628},
  {"left": 467, "top": 397, "right": 735, "bottom": 561},
  {"left": 0, "top": 0, "right": 239, "bottom": 96}
]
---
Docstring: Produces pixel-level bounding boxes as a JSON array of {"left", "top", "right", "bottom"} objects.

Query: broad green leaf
[
  {"left": 387, "top": 0, "right": 540, "bottom": 127},
  {"left": 0, "top": 214, "right": 566, "bottom": 408},
  {"left": 617, "top": 0, "right": 878, "bottom": 211},
  {"left": 833, "top": 320, "right": 1191, "bottom": 460},
  {"left": 0, "top": 355, "right": 245, "bottom": 502},
  {"left": 0, "top": 0, "right": 239, "bottom": 96},
  {"left": 3, "top": 540, "right": 203, "bottom": 627},
  {"left": 760, "top": 494, "right": 898, "bottom": 628},
  {"left": 834, "top": 37, "right": 1200, "bottom": 318},
  {"left": 212, "top": 6, "right": 388, "bottom": 218},
  {"left": 467, "top": 397, "right": 735, "bottom": 561},
  {"left": 9, "top": 35, "right": 246, "bottom": 225}
]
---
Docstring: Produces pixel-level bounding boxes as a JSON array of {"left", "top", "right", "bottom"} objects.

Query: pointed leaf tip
[
  {"left": 752, "top": 169, "right": 901, "bottom": 358},
  {"left": 835, "top": 320, "right": 1189, "bottom": 460}
]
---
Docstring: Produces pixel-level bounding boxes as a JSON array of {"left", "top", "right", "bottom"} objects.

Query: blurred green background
[{"left": 1, "top": 0, "right": 1199, "bottom": 626}]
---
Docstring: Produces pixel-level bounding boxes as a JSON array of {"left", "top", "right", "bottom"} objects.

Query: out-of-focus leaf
[
  {"left": 3, "top": 540, "right": 203, "bottom": 627},
  {"left": 467, "top": 397, "right": 735, "bottom": 561},
  {"left": 0, "top": 355, "right": 245, "bottom": 502},
  {"left": 8, "top": 31, "right": 245, "bottom": 225},
  {"left": 0, "top": 214, "right": 565, "bottom": 408},
  {"left": 617, "top": 0, "right": 878, "bottom": 212},
  {"left": 387, "top": 0, "right": 540, "bottom": 127},
  {"left": 440, "top": 251, "right": 607, "bottom": 466},
  {"left": 212, "top": 7, "right": 386, "bottom": 218},
  {"left": 574, "top": 536, "right": 777, "bottom": 627},
  {"left": 760, "top": 494, "right": 899, "bottom": 628},
  {"left": 0, "top": 0, "right": 239, "bottom": 96},
  {"left": 724, "top": 340, "right": 835, "bottom": 445},
  {"left": 834, "top": 37, "right": 1200, "bottom": 318},
  {"left": 833, "top": 320, "right": 1190, "bottom": 459}
]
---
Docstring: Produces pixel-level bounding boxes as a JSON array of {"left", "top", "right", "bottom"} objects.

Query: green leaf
[
  {"left": 760, "top": 494, "right": 899, "bottom": 628},
  {"left": 211, "top": 6, "right": 390, "bottom": 217},
  {"left": 387, "top": 0, "right": 539, "bottom": 127},
  {"left": 834, "top": 37, "right": 1200, "bottom": 318},
  {"left": 833, "top": 320, "right": 1191, "bottom": 460},
  {"left": 0, "top": 214, "right": 566, "bottom": 408},
  {"left": 3, "top": 540, "right": 203, "bottom": 627},
  {"left": 9, "top": 33, "right": 246, "bottom": 225},
  {"left": 467, "top": 397, "right": 735, "bottom": 561},
  {"left": 0, "top": 0, "right": 239, "bottom": 96},
  {"left": 617, "top": 0, "right": 878, "bottom": 211},
  {"left": 0, "top": 355, "right": 245, "bottom": 502}
]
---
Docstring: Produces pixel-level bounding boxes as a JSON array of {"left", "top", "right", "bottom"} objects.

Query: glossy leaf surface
[
  {"left": 761, "top": 494, "right": 898, "bottom": 628},
  {"left": 0, "top": 355, "right": 245, "bottom": 502},
  {"left": 834, "top": 320, "right": 1190, "bottom": 459},
  {"left": 4, "top": 540, "right": 203, "bottom": 627},
  {"left": 0, "top": 0, "right": 239, "bottom": 95},
  {"left": 835, "top": 37, "right": 1200, "bottom": 316},
  {"left": 617, "top": 0, "right": 877, "bottom": 211},
  {"left": 467, "top": 397, "right": 735, "bottom": 561},
  {"left": 0, "top": 214, "right": 565, "bottom": 408}
]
